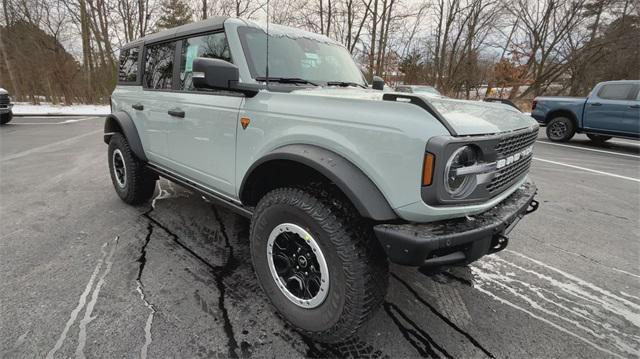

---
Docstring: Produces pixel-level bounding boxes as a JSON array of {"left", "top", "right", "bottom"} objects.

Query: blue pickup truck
[{"left": 531, "top": 80, "right": 640, "bottom": 143}]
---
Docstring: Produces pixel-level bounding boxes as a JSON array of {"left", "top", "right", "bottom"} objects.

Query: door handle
[
  {"left": 132, "top": 103, "right": 144, "bottom": 110},
  {"left": 630, "top": 104, "right": 640, "bottom": 109},
  {"left": 591, "top": 102, "right": 602, "bottom": 106},
  {"left": 168, "top": 108, "right": 185, "bottom": 118}
]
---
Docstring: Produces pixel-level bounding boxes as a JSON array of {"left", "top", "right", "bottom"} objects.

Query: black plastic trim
[
  {"left": 483, "top": 97, "right": 521, "bottom": 111},
  {"left": 582, "top": 129, "right": 640, "bottom": 139},
  {"left": 103, "top": 111, "right": 148, "bottom": 162},
  {"left": 240, "top": 144, "right": 397, "bottom": 221},
  {"left": 374, "top": 180, "right": 538, "bottom": 266},
  {"left": 147, "top": 163, "right": 253, "bottom": 218},
  {"left": 382, "top": 93, "right": 457, "bottom": 136}
]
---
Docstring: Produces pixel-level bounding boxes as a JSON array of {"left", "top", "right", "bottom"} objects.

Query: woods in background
[{"left": 0, "top": 0, "right": 638, "bottom": 104}]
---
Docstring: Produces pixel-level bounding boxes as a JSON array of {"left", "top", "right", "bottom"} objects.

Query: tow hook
[{"left": 526, "top": 199, "right": 539, "bottom": 215}]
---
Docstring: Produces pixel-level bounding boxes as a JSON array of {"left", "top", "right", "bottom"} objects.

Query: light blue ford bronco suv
[{"left": 106, "top": 17, "right": 539, "bottom": 342}]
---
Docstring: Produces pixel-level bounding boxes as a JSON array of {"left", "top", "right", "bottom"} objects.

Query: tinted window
[
  {"left": 144, "top": 42, "right": 176, "bottom": 89},
  {"left": 179, "top": 33, "right": 232, "bottom": 91},
  {"left": 597, "top": 84, "right": 634, "bottom": 100},
  {"left": 118, "top": 47, "right": 139, "bottom": 83},
  {"left": 396, "top": 86, "right": 411, "bottom": 93}
]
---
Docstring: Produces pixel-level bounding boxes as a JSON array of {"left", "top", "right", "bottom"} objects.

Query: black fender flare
[
  {"left": 240, "top": 144, "right": 397, "bottom": 221},
  {"left": 103, "top": 111, "right": 148, "bottom": 162}
]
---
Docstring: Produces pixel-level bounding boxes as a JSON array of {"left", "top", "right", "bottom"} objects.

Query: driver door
[{"left": 166, "top": 32, "right": 243, "bottom": 197}]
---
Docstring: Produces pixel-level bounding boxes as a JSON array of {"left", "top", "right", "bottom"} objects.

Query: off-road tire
[
  {"left": 0, "top": 112, "right": 12, "bottom": 125},
  {"left": 546, "top": 116, "right": 576, "bottom": 142},
  {"left": 107, "top": 133, "right": 156, "bottom": 204},
  {"left": 587, "top": 134, "right": 612, "bottom": 144},
  {"left": 250, "top": 186, "right": 389, "bottom": 343}
]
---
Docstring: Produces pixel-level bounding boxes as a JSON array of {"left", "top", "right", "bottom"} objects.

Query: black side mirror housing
[
  {"left": 372, "top": 76, "right": 385, "bottom": 91},
  {"left": 192, "top": 57, "right": 260, "bottom": 96}
]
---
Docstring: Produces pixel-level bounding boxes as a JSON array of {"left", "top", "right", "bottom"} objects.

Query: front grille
[
  {"left": 494, "top": 128, "right": 538, "bottom": 156},
  {"left": 487, "top": 156, "right": 532, "bottom": 193},
  {"left": 486, "top": 128, "right": 538, "bottom": 194}
]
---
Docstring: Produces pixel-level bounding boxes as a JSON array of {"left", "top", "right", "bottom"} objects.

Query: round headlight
[{"left": 444, "top": 146, "right": 478, "bottom": 197}]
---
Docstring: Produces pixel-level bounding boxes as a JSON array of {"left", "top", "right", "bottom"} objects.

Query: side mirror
[
  {"left": 372, "top": 76, "right": 385, "bottom": 91},
  {"left": 192, "top": 57, "right": 239, "bottom": 90}
]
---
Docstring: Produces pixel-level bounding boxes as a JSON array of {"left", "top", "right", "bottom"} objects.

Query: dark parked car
[
  {"left": 0, "top": 88, "right": 13, "bottom": 125},
  {"left": 531, "top": 80, "right": 640, "bottom": 143}
]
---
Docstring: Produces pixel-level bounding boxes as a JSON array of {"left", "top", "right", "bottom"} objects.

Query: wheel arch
[
  {"left": 545, "top": 109, "right": 578, "bottom": 128},
  {"left": 239, "top": 144, "right": 397, "bottom": 221},
  {"left": 104, "top": 111, "right": 147, "bottom": 162}
]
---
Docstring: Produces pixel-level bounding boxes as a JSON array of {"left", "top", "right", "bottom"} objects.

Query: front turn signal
[{"left": 422, "top": 153, "right": 435, "bottom": 186}]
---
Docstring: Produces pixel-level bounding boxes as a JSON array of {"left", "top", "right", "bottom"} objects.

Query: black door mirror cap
[
  {"left": 191, "top": 57, "right": 260, "bottom": 97},
  {"left": 372, "top": 75, "right": 385, "bottom": 91}
]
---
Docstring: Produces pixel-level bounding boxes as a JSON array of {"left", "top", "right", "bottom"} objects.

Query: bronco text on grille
[{"left": 488, "top": 128, "right": 537, "bottom": 194}]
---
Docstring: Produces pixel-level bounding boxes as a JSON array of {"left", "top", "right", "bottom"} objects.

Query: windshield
[
  {"left": 413, "top": 86, "right": 440, "bottom": 95},
  {"left": 238, "top": 27, "right": 366, "bottom": 87}
]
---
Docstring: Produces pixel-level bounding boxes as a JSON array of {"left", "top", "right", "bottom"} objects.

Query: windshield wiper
[
  {"left": 255, "top": 77, "right": 319, "bottom": 86},
  {"left": 325, "top": 81, "right": 367, "bottom": 89}
]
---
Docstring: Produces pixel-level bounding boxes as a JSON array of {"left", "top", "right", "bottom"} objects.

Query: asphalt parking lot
[{"left": 1, "top": 116, "right": 639, "bottom": 358}]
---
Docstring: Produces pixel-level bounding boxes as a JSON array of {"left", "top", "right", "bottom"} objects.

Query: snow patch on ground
[{"left": 13, "top": 103, "right": 109, "bottom": 116}]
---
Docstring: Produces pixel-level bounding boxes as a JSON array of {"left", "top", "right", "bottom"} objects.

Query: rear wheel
[
  {"left": 250, "top": 186, "right": 388, "bottom": 343},
  {"left": 0, "top": 111, "right": 12, "bottom": 125},
  {"left": 587, "top": 134, "right": 612, "bottom": 144},
  {"left": 546, "top": 116, "right": 575, "bottom": 142},
  {"left": 108, "top": 133, "right": 157, "bottom": 204}
]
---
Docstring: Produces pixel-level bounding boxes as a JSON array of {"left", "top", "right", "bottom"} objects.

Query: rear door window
[
  {"left": 179, "top": 33, "right": 232, "bottom": 91},
  {"left": 144, "top": 42, "right": 176, "bottom": 90},
  {"left": 118, "top": 47, "right": 140, "bottom": 83},
  {"left": 597, "top": 84, "right": 635, "bottom": 100}
]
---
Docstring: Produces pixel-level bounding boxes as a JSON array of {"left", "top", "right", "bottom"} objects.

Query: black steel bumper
[{"left": 374, "top": 181, "right": 538, "bottom": 267}]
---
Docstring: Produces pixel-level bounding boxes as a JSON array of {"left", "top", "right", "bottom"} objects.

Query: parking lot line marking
[
  {"left": 0, "top": 129, "right": 101, "bottom": 162},
  {"left": 536, "top": 141, "right": 640, "bottom": 159},
  {"left": 11, "top": 117, "right": 98, "bottom": 125},
  {"left": 533, "top": 157, "right": 640, "bottom": 183}
]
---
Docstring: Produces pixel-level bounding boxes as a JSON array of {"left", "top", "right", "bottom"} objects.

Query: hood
[{"left": 292, "top": 87, "right": 537, "bottom": 136}]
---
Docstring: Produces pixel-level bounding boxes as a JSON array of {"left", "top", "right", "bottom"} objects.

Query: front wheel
[
  {"left": 108, "top": 133, "right": 157, "bottom": 204},
  {"left": 587, "top": 134, "right": 612, "bottom": 144},
  {"left": 546, "top": 116, "right": 575, "bottom": 142},
  {"left": 250, "top": 187, "right": 388, "bottom": 343}
]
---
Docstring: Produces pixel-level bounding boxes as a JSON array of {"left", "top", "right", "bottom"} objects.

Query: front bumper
[
  {"left": 374, "top": 180, "right": 538, "bottom": 267},
  {"left": 0, "top": 105, "right": 12, "bottom": 114}
]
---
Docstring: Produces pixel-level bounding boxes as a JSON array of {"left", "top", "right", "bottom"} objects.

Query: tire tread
[
  {"left": 250, "top": 185, "right": 388, "bottom": 343},
  {"left": 108, "top": 133, "right": 156, "bottom": 204}
]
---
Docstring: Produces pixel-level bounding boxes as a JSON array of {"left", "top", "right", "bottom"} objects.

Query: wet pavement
[{"left": 1, "top": 116, "right": 639, "bottom": 358}]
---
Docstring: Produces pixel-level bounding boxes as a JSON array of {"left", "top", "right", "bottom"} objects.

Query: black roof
[{"left": 122, "top": 16, "right": 230, "bottom": 49}]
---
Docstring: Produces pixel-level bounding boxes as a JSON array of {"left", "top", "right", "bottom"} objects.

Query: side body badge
[{"left": 240, "top": 117, "right": 250, "bottom": 130}]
